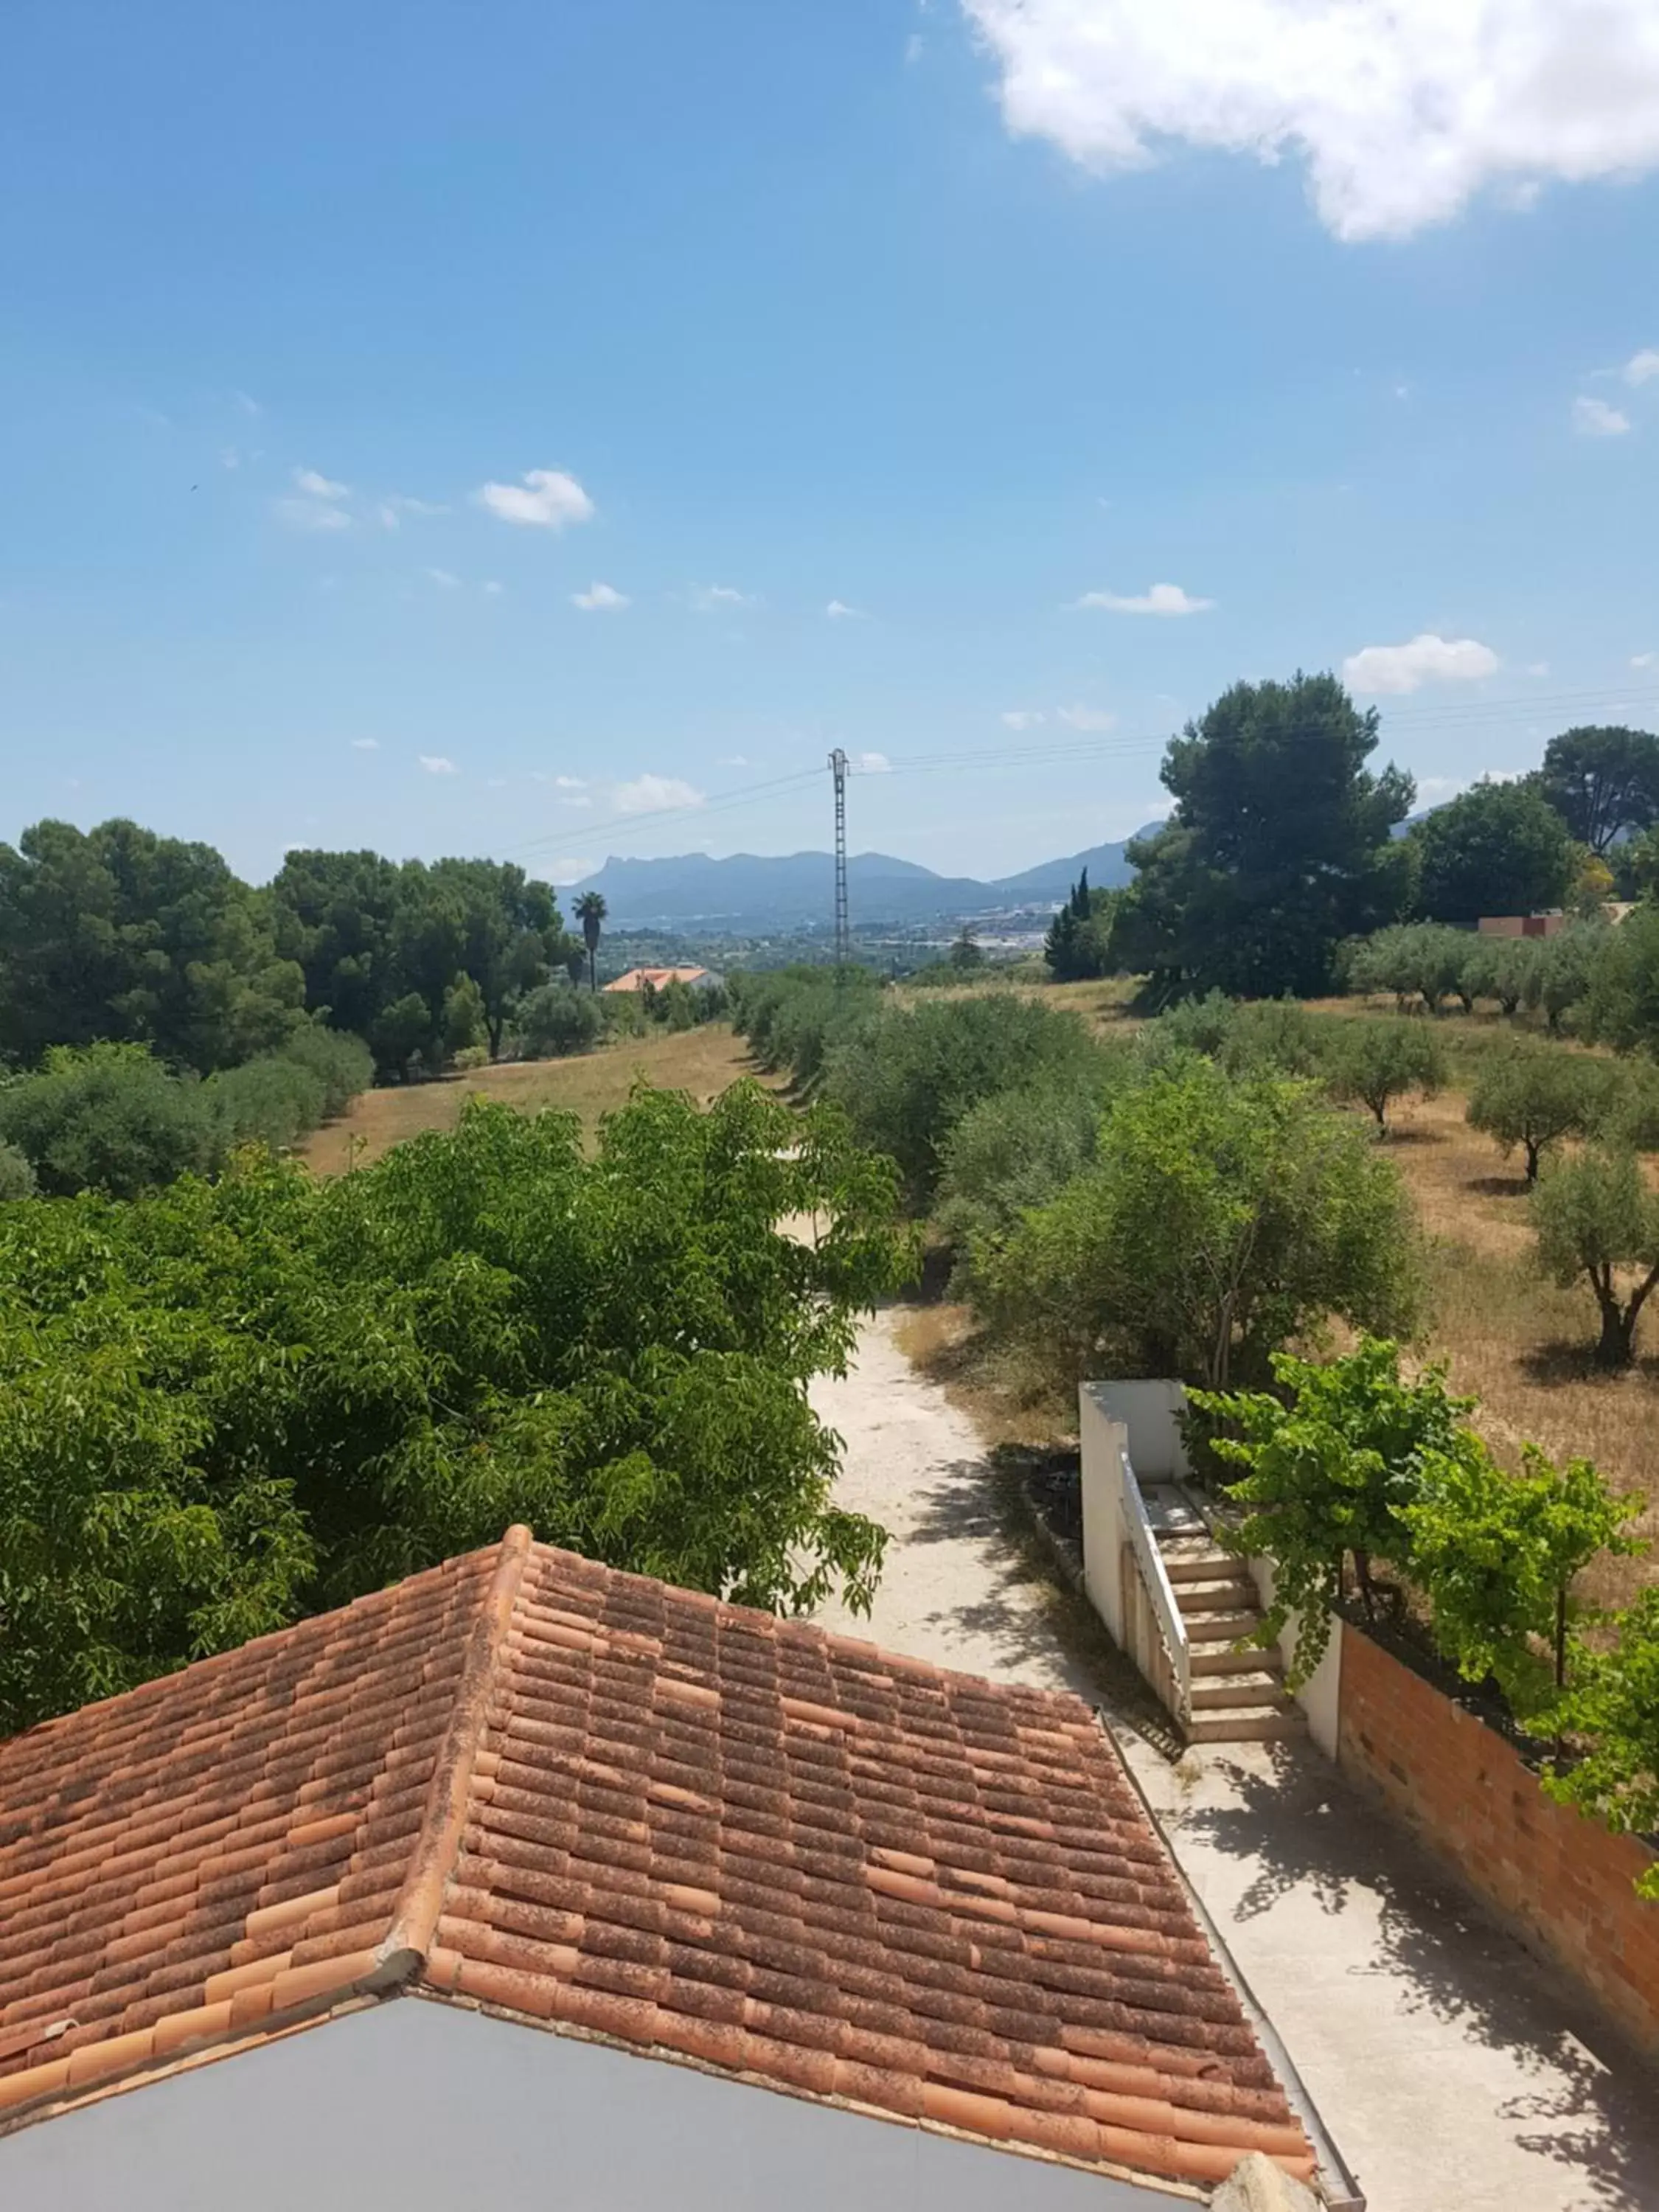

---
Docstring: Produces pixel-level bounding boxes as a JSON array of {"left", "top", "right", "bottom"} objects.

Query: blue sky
[{"left": 4, "top": 0, "right": 1658, "bottom": 888}]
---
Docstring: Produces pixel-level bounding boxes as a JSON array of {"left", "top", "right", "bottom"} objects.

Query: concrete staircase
[{"left": 1158, "top": 1534, "right": 1304, "bottom": 1745}]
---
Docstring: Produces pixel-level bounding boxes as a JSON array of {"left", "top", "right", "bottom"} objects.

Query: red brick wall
[{"left": 1337, "top": 1624, "right": 1659, "bottom": 2056}]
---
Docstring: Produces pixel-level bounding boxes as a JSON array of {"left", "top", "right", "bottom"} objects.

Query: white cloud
[
  {"left": 1633, "top": 651, "right": 1658, "bottom": 669},
  {"left": 425, "top": 567, "right": 462, "bottom": 589},
  {"left": 476, "top": 467, "right": 594, "bottom": 529},
  {"left": 552, "top": 855, "right": 597, "bottom": 882},
  {"left": 1624, "top": 349, "right": 1659, "bottom": 386},
  {"left": 233, "top": 390, "right": 262, "bottom": 417},
  {"left": 1002, "top": 709, "right": 1046, "bottom": 731},
  {"left": 690, "top": 583, "right": 755, "bottom": 613},
  {"left": 826, "top": 598, "right": 866, "bottom": 619},
  {"left": 905, "top": 32, "right": 925, "bottom": 63},
  {"left": 554, "top": 774, "right": 589, "bottom": 790},
  {"left": 481, "top": 580, "right": 504, "bottom": 596},
  {"left": 1342, "top": 633, "right": 1500, "bottom": 695},
  {"left": 1524, "top": 661, "right": 1551, "bottom": 678},
  {"left": 487, "top": 777, "right": 507, "bottom": 788},
  {"left": 294, "top": 467, "right": 348, "bottom": 500},
  {"left": 274, "top": 497, "right": 350, "bottom": 532},
  {"left": 220, "top": 447, "right": 241, "bottom": 470},
  {"left": 349, "top": 738, "right": 380, "bottom": 751},
  {"left": 1056, "top": 703, "right": 1117, "bottom": 731},
  {"left": 853, "top": 751, "right": 892, "bottom": 773},
  {"left": 718, "top": 754, "right": 750, "bottom": 768},
  {"left": 611, "top": 773, "right": 706, "bottom": 815},
  {"left": 1416, "top": 775, "right": 1465, "bottom": 801},
  {"left": 1573, "top": 394, "right": 1632, "bottom": 437},
  {"left": 571, "top": 581, "right": 630, "bottom": 612},
  {"left": 1073, "top": 582, "right": 1213, "bottom": 616},
  {"left": 962, "top": 0, "right": 1659, "bottom": 243},
  {"left": 419, "top": 754, "right": 459, "bottom": 775}
]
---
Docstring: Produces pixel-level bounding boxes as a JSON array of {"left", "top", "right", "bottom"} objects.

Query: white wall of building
[
  {"left": 0, "top": 1997, "right": 1181, "bottom": 2212},
  {"left": 1245, "top": 1554, "right": 1343, "bottom": 1758},
  {"left": 1087, "top": 1382, "right": 1189, "bottom": 1480}
]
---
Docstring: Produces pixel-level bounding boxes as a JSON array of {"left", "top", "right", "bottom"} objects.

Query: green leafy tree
[
  {"left": 948, "top": 925, "right": 985, "bottom": 973},
  {"left": 0, "top": 1043, "right": 221, "bottom": 1197},
  {"left": 1402, "top": 1444, "right": 1643, "bottom": 1720},
  {"left": 982, "top": 1065, "right": 1419, "bottom": 1391},
  {"left": 1327, "top": 1016, "right": 1447, "bottom": 1132},
  {"left": 1110, "top": 673, "right": 1414, "bottom": 1000},
  {"left": 0, "top": 1084, "right": 914, "bottom": 1732},
  {"left": 824, "top": 992, "right": 1100, "bottom": 1208},
  {"left": 0, "top": 819, "right": 305, "bottom": 1073},
  {"left": 277, "top": 1025, "right": 375, "bottom": 1119},
  {"left": 1532, "top": 1147, "right": 1659, "bottom": 1368},
  {"left": 270, "top": 848, "right": 405, "bottom": 1038},
  {"left": 1044, "top": 870, "right": 1120, "bottom": 982},
  {"left": 1544, "top": 1588, "right": 1659, "bottom": 1897},
  {"left": 1522, "top": 922, "right": 1607, "bottom": 1034},
  {"left": 575, "top": 890, "right": 608, "bottom": 993},
  {"left": 1467, "top": 1044, "right": 1613, "bottom": 1180},
  {"left": 1193, "top": 1340, "right": 1472, "bottom": 1682},
  {"left": 1534, "top": 726, "right": 1659, "bottom": 856},
  {"left": 1411, "top": 779, "right": 1575, "bottom": 928}
]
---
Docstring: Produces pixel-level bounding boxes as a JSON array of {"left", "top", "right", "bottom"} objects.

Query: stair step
[
  {"left": 1159, "top": 1542, "right": 1236, "bottom": 1583},
  {"left": 1191, "top": 1641, "right": 1280, "bottom": 1677},
  {"left": 1183, "top": 1610, "right": 1261, "bottom": 1644},
  {"left": 1184, "top": 1706, "right": 1307, "bottom": 1745},
  {"left": 1174, "top": 1577, "right": 1256, "bottom": 1614},
  {"left": 1189, "top": 1672, "right": 1285, "bottom": 1711}
]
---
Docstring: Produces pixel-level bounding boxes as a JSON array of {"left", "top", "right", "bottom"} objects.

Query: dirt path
[{"left": 812, "top": 1307, "right": 1659, "bottom": 2212}]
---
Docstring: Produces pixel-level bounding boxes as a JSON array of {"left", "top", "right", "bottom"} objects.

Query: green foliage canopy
[
  {"left": 981, "top": 1063, "right": 1419, "bottom": 1391},
  {"left": 1326, "top": 1015, "right": 1447, "bottom": 1131},
  {"left": 1545, "top": 1588, "right": 1659, "bottom": 1897},
  {"left": 1410, "top": 779, "right": 1575, "bottom": 928},
  {"left": 1466, "top": 1043, "right": 1613, "bottom": 1180},
  {"left": 1534, "top": 726, "right": 1659, "bottom": 856},
  {"left": 1111, "top": 674, "right": 1413, "bottom": 1000},
  {"left": 0, "top": 1083, "right": 914, "bottom": 1733},
  {"left": 1532, "top": 1147, "right": 1659, "bottom": 1367}
]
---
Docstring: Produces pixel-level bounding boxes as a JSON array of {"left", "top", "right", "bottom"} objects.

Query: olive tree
[
  {"left": 1467, "top": 1045, "right": 1615, "bottom": 1181},
  {"left": 1326, "top": 1016, "right": 1447, "bottom": 1132},
  {"left": 980, "top": 1062, "right": 1420, "bottom": 1391},
  {"left": 1532, "top": 1147, "right": 1659, "bottom": 1367}
]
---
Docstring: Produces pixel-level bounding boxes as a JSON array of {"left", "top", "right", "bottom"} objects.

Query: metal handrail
[{"left": 1119, "top": 1449, "right": 1192, "bottom": 1719}]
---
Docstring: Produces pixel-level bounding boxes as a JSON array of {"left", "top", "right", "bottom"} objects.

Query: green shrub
[
  {"left": 0, "top": 1043, "right": 220, "bottom": 1197},
  {"left": 1459, "top": 933, "right": 1537, "bottom": 1016},
  {"left": 206, "top": 1054, "right": 328, "bottom": 1152},
  {"left": 518, "top": 984, "right": 604, "bottom": 1058},
  {"left": 451, "top": 1043, "right": 492, "bottom": 1073},
  {"left": 1545, "top": 1588, "right": 1659, "bottom": 1897},
  {"left": 933, "top": 1051, "right": 1129, "bottom": 1289},
  {"left": 1194, "top": 1340, "right": 1473, "bottom": 1683},
  {"left": 0, "top": 1139, "right": 36, "bottom": 1200},
  {"left": 824, "top": 992, "right": 1099, "bottom": 1208},
  {"left": 279, "top": 1025, "right": 375, "bottom": 1118},
  {"left": 1582, "top": 902, "right": 1659, "bottom": 1054},
  {"left": 1402, "top": 1444, "right": 1642, "bottom": 1722}
]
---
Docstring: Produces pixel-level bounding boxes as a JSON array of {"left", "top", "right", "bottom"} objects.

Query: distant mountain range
[{"left": 566, "top": 828, "right": 1163, "bottom": 931}]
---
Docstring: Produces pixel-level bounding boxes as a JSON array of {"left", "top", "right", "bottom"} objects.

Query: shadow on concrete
[{"left": 1173, "top": 1742, "right": 1659, "bottom": 2209}]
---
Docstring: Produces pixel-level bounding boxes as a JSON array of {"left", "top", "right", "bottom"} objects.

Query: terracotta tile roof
[
  {"left": 602, "top": 965, "right": 710, "bottom": 992},
  {"left": 0, "top": 1531, "right": 1315, "bottom": 2194}
]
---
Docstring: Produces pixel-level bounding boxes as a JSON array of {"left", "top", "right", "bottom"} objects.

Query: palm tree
[{"left": 574, "top": 891, "right": 607, "bottom": 993}]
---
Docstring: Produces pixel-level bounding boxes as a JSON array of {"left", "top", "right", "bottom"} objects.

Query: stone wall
[{"left": 1337, "top": 1624, "right": 1659, "bottom": 2056}]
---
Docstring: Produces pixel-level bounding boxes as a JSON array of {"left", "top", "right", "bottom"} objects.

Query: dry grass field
[{"left": 294, "top": 1024, "right": 768, "bottom": 1174}]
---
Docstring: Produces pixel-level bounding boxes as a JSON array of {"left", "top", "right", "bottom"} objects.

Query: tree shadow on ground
[
  {"left": 1169, "top": 1743, "right": 1659, "bottom": 2208},
  {"left": 1467, "top": 1172, "right": 1534, "bottom": 1198},
  {"left": 1516, "top": 1340, "right": 1659, "bottom": 1389}
]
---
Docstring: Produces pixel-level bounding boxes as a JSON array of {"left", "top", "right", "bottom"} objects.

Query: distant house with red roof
[
  {"left": 0, "top": 1533, "right": 1347, "bottom": 2209},
  {"left": 603, "top": 964, "right": 723, "bottom": 995}
]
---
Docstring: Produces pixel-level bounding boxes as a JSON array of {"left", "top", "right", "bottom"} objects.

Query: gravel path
[{"left": 811, "top": 1307, "right": 1659, "bottom": 2212}]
